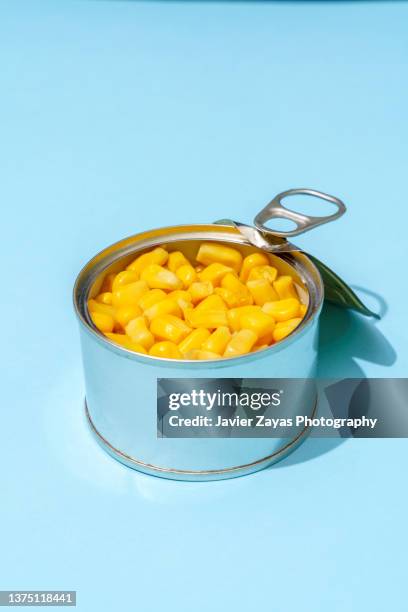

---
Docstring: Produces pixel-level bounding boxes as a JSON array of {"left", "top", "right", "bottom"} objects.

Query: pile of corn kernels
[{"left": 87, "top": 243, "right": 307, "bottom": 360}]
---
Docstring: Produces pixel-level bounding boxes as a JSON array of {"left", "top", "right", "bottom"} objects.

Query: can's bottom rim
[{"left": 85, "top": 400, "right": 317, "bottom": 481}]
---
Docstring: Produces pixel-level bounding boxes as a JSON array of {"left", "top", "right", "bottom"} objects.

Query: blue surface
[{"left": 1, "top": 1, "right": 407, "bottom": 610}]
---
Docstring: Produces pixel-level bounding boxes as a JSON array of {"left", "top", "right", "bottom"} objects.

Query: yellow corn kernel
[
  {"left": 195, "top": 265, "right": 204, "bottom": 273},
  {"left": 100, "top": 272, "right": 116, "bottom": 293},
  {"left": 189, "top": 281, "right": 214, "bottom": 304},
  {"left": 95, "top": 292, "right": 113, "bottom": 305},
  {"left": 178, "top": 328, "right": 211, "bottom": 355},
  {"left": 252, "top": 344, "right": 269, "bottom": 353},
  {"left": 88, "top": 299, "right": 116, "bottom": 319},
  {"left": 159, "top": 292, "right": 191, "bottom": 318},
  {"left": 112, "top": 280, "right": 149, "bottom": 309},
  {"left": 141, "top": 264, "right": 182, "bottom": 291},
  {"left": 186, "top": 349, "right": 222, "bottom": 360},
  {"left": 137, "top": 289, "right": 167, "bottom": 311},
  {"left": 90, "top": 311, "right": 114, "bottom": 333},
  {"left": 125, "top": 317, "right": 155, "bottom": 349},
  {"left": 199, "top": 263, "right": 233, "bottom": 286},
  {"left": 167, "top": 251, "right": 189, "bottom": 272},
  {"left": 256, "top": 331, "right": 274, "bottom": 346},
  {"left": 185, "top": 308, "right": 229, "bottom": 329},
  {"left": 104, "top": 332, "right": 147, "bottom": 354},
  {"left": 227, "top": 306, "right": 262, "bottom": 331},
  {"left": 144, "top": 297, "right": 182, "bottom": 322},
  {"left": 176, "top": 264, "right": 197, "bottom": 288},
  {"left": 223, "top": 329, "right": 258, "bottom": 357},
  {"left": 149, "top": 341, "right": 182, "bottom": 359},
  {"left": 221, "top": 272, "right": 244, "bottom": 293},
  {"left": 221, "top": 273, "right": 253, "bottom": 304},
  {"left": 196, "top": 242, "right": 243, "bottom": 273},
  {"left": 299, "top": 303, "right": 307, "bottom": 317},
  {"left": 115, "top": 305, "right": 143, "bottom": 329},
  {"left": 201, "top": 326, "right": 231, "bottom": 355},
  {"left": 262, "top": 298, "right": 301, "bottom": 322},
  {"left": 214, "top": 287, "right": 253, "bottom": 308},
  {"left": 239, "top": 311, "right": 275, "bottom": 339},
  {"left": 273, "top": 318, "right": 302, "bottom": 342},
  {"left": 168, "top": 290, "right": 192, "bottom": 304},
  {"left": 247, "top": 265, "right": 278, "bottom": 283},
  {"left": 195, "top": 294, "right": 227, "bottom": 312},
  {"left": 112, "top": 270, "right": 140, "bottom": 292},
  {"left": 273, "top": 275, "right": 298, "bottom": 300},
  {"left": 126, "top": 247, "right": 168, "bottom": 276},
  {"left": 246, "top": 279, "right": 279, "bottom": 305},
  {"left": 239, "top": 253, "right": 270, "bottom": 282},
  {"left": 150, "top": 315, "right": 191, "bottom": 344}
]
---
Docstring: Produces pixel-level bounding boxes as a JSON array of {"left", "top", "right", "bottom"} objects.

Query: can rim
[{"left": 73, "top": 223, "right": 324, "bottom": 367}]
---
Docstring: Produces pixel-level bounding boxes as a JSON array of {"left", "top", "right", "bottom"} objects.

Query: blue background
[{"left": 1, "top": 1, "right": 407, "bottom": 610}]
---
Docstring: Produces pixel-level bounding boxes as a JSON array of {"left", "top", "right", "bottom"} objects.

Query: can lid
[
  {"left": 214, "top": 188, "right": 379, "bottom": 319},
  {"left": 216, "top": 188, "right": 346, "bottom": 254}
]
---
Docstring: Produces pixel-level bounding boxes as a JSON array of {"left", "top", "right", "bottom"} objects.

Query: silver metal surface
[
  {"left": 86, "top": 398, "right": 318, "bottom": 481},
  {"left": 254, "top": 188, "right": 346, "bottom": 239}
]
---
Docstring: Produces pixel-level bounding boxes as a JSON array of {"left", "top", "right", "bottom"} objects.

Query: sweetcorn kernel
[
  {"left": 149, "top": 341, "right": 182, "bottom": 359},
  {"left": 168, "top": 290, "right": 192, "bottom": 304},
  {"left": 185, "top": 308, "right": 229, "bottom": 329},
  {"left": 239, "top": 311, "right": 275, "bottom": 339},
  {"left": 144, "top": 297, "right": 182, "bottom": 322},
  {"left": 196, "top": 243, "right": 243, "bottom": 273},
  {"left": 262, "top": 298, "right": 301, "bottom": 322},
  {"left": 91, "top": 311, "right": 114, "bottom": 333},
  {"left": 141, "top": 265, "right": 182, "bottom": 290},
  {"left": 201, "top": 326, "right": 231, "bottom": 355},
  {"left": 95, "top": 292, "right": 113, "bottom": 305},
  {"left": 227, "top": 306, "right": 262, "bottom": 332},
  {"left": 115, "top": 305, "right": 143, "bottom": 329},
  {"left": 273, "top": 276, "right": 298, "bottom": 300},
  {"left": 88, "top": 299, "right": 116, "bottom": 319},
  {"left": 214, "top": 287, "right": 253, "bottom": 308},
  {"left": 223, "top": 329, "right": 258, "bottom": 357},
  {"left": 112, "top": 280, "right": 149, "bottom": 309},
  {"left": 189, "top": 281, "right": 214, "bottom": 304},
  {"left": 176, "top": 264, "right": 197, "bottom": 288},
  {"left": 137, "top": 289, "right": 167, "bottom": 311},
  {"left": 199, "top": 263, "right": 233, "bottom": 286},
  {"left": 240, "top": 253, "right": 270, "bottom": 282},
  {"left": 247, "top": 265, "right": 278, "bottom": 284},
  {"left": 246, "top": 279, "right": 279, "bottom": 305},
  {"left": 178, "top": 328, "right": 211, "bottom": 355},
  {"left": 112, "top": 270, "right": 139, "bottom": 292},
  {"left": 125, "top": 317, "right": 155, "bottom": 349},
  {"left": 273, "top": 318, "right": 302, "bottom": 342},
  {"left": 168, "top": 251, "right": 189, "bottom": 272},
  {"left": 150, "top": 314, "right": 191, "bottom": 344},
  {"left": 195, "top": 294, "right": 227, "bottom": 312},
  {"left": 126, "top": 247, "right": 168, "bottom": 276}
]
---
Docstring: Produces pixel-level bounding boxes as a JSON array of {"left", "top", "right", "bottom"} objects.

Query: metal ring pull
[{"left": 253, "top": 188, "right": 346, "bottom": 238}]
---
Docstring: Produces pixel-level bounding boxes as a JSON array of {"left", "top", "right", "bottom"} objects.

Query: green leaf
[{"left": 309, "top": 255, "right": 380, "bottom": 319}]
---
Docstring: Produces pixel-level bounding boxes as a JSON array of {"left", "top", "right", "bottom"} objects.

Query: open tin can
[{"left": 74, "top": 189, "right": 347, "bottom": 480}]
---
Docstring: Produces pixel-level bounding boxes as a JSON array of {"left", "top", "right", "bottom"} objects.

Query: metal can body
[{"left": 74, "top": 224, "right": 323, "bottom": 480}]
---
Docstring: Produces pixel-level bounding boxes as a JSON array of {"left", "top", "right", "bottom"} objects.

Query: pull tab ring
[{"left": 254, "top": 188, "right": 346, "bottom": 238}]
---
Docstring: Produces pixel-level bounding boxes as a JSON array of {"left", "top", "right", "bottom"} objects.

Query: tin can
[{"left": 74, "top": 219, "right": 324, "bottom": 480}]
